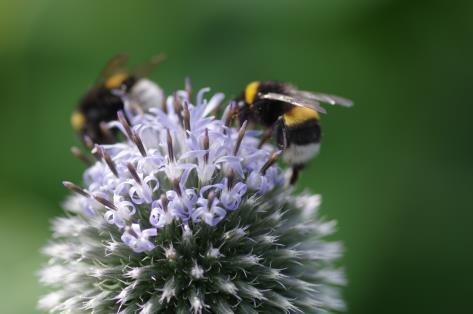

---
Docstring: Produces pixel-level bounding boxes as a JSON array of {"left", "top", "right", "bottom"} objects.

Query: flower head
[{"left": 39, "top": 81, "right": 345, "bottom": 313}]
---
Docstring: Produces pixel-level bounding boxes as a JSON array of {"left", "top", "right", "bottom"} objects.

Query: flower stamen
[
  {"left": 127, "top": 163, "right": 141, "bottom": 185},
  {"left": 227, "top": 169, "right": 235, "bottom": 189},
  {"left": 167, "top": 129, "right": 175, "bottom": 162},
  {"left": 260, "top": 151, "right": 282, "bottom": 175},
  {"left": 97, "top": 145, "right": 119, "bottom": 177},
  {"left": 124, "top": 225, "right": 138, "bottom": 238},
  {"left": 173, "top": 92, "right": 183, "bottom": 122},
  {"left": 70, "top": 146, "right": 94, "bottom": 166},
  {"left": 62, "top": 181, "right": 89, "bottom": 197},
  {"left": 183, "top": 101, "right": 191, "bottom": 135},
  {"left": 234, "top": 120, "right": 247, "bottom": 156},
  {"left": 185, "top": 77, "right": 192, "bottom": 100},
  {"left": 173, "top": 178, "right": 182, "bottom": 197},
  {"left": 160, "top": 194, "right": 169, "bottom": 212},
  {"left": 118, "top": 111, "right": 147, "bottom": 157},
  {"left": 224, "top": 101, "right": 237, "bottom": 129},
  {"left": 132, "top": 133, "right": 147, "bottom": 157},
  {"left": 93, "top": 195, "right": 117, "bottom": 210},
  {"left": 203, "top": 128, "right": 209, "bottom": 164},
  {"left": 117, "top": 111, "right": 133, "bottom": 139},
  {"left": 207, "top": 191, "right": 216, "bottom": 210}
]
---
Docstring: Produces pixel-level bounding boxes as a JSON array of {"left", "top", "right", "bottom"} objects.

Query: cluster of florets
[{"left": 38, "top": 84, "right": 345, "bottom": 313}]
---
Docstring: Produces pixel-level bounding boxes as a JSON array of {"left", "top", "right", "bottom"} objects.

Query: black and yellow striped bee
[
  {"left": 71, "top": 54, "right": 165, "bottom": 145},
  {"left": 236, "top": 81, "right": 353, "bottom": 184}
]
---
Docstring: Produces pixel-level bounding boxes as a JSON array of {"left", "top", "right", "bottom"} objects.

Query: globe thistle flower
[{"left": 38, "top": 83, "right": 346, "bottom": 313}]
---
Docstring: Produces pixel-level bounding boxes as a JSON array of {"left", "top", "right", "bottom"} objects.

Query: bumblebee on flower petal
[
  {"left": 235, "top": 80, "right": 353, "bottom": 184},
  {"left": 72, "top": 53, "right": 166, "bottom": 145}
]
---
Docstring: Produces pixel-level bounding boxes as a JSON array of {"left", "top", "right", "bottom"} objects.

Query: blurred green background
[{"left": 1, "top": 0, "right": 472, "bottom": 313}]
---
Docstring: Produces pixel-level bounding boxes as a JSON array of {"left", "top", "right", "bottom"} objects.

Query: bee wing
[
  {"left": 294, "top": 90, "right": 353, "bottom": 107},
  {"left": 259, "top": 92, "right": 328, "bottom": 114},
  {"left": 133, "top": 53, "right": 166, "bottom": 78},
  {"left": 96, "top": 53, "right": 130, "bottom": 84}
]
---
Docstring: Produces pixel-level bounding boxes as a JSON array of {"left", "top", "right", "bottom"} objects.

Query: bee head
[
  {"left": 251, "top": 98, "right": 287, "bottom": 127},
  {"left": 251, "top": 100, "right": 271, "bottom": 121},
  {"left": 234, "top": 81, "right": 259, "bottom": 126},
  {"left": 234, "top": 94, "right": 250, "bottom": 126}
]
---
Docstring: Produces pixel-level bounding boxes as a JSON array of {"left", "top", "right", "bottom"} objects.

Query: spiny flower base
[{"left": 41, "top": 189, "right": 343, "bottom": 313}]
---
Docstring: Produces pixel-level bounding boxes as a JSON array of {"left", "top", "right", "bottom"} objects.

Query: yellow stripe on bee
[
  {"left": 104, "top": 72, "right": 128, "bottom": 89},
  {"left": 244, "top": 81, "right": 260, "bottom": 105},
  {"left": 71, "top": 111, "right": 85, "bottom": 130},
  {"left": 283, "top": 106, "right": 319, "bottom": 126}
]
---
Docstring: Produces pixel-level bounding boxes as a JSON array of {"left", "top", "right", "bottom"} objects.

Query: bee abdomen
[
  {"left": 130, "top": 78, "right": 165, "bottom": 110},
  {"left": 282, "top": 119, "right": 321, "bottom": 165},
  {"left": 287, "top": 118, "right": 321, "bottom": 145},
  {"left": 283, "top": 143, "right": 320, "bottom": 165}
]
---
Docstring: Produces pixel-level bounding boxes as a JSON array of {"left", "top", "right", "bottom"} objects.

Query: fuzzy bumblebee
[
  {"left": 39, "top": 81, "right": 346, "bottom": 313},
  {"left": 72, "top": 54, "right": 165, "bottom": 145},
  {"left": 236, "top": 81, "right": 353, "bottom": 184}
]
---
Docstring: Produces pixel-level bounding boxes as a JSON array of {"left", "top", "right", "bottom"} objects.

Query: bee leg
[
  {"left": 99, "top": 122, "right": 117, "bottom": 144},
  {"left": 274, "top": 116, "right": 288, "bottom": 150},
  {"left": 237, "top": 101, "right": 251, "bottom": 127},
  {"left": 258, "top": 128, "right": 273, "bottom": 148},
  {"left": 290, "top": 164, "right": 305, "bottom": 185}
]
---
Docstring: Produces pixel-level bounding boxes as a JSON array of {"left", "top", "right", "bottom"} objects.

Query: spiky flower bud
[{"left": 39, "top": 83, "right": 346, "bottom": 313}]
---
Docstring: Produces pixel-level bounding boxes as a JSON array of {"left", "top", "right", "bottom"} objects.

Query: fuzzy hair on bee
[
  {"left": 235, "top": 80, "right": 353, "bottom": 184},
  {"left": 72, "top": 54, "right": 165, "bottom": 145}
]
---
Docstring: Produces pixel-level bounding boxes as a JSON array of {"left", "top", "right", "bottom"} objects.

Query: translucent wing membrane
[
  {"left": 95, "top": 53, "right": 166, "bottom": 85},
  {"left": 259, "top": 92, "right": 328, "bottom": 114},
  {"left": 134, "top": 53, "right": 166, "bottom": 78},
  {"left": 293, "top": 90, "right": 354, "bottom": 107},
  {"left": 96, "top": 54, "right": 129, "bottom": 84}
]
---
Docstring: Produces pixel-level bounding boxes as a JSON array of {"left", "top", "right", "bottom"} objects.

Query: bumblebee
[
  {"left": 71, "top": 54, "right": 165, "bottom": 145},
  {"left": 236, "top": 81, "right": 353, "bottom": 184}
]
